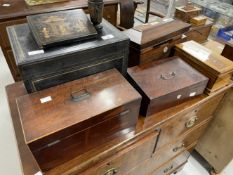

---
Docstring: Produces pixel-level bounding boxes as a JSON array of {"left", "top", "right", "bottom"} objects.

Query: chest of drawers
[{"left": 6, "top": 81, "right": 233, "bottom": 175}]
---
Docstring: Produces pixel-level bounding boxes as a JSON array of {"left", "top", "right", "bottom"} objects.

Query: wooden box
[
  {"left": 16, "top": 69, "right": 141, "bottom": 171},
  {"left": 185, "top": 20, "right": 213, "bottom": 43},
  {"left": 175, "top": 6, "right": 202, "bottom": 23},
  {"left": 123, "top": 19, "right": 191, "bottom": 67},
  {"left": 127, "top": 56, "right": 208, "bottom": 116},
  {"left": 190, "top": 15, "right": 208, "bottom": 26},
  {"left": 7, "top": 19, "right": 129, "bottom": 93},
  {"left": 175, "top": 40, "right": 233, "bottom": 94}
]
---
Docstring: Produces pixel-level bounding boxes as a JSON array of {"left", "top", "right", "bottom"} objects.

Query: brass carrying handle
[
  {"left": 163, "top": 165, "right": 173, "bottom": 173},
  {"left": 71, "top": 89, "right": 90, "bottom": 102},
  {"left": 104, "top": 168, "right": 118, "bottom": 175},
  {"left": 160, "top": 72, "right": 176, "bottom": 80},
  {"left": 185, "top": 116, "right": 199, "bottom": 128},
  {"left": 173, "top": 143, "right": 185, "bottom": 152}
]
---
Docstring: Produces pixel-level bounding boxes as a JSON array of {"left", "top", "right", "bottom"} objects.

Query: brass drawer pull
[
  {"left": 185, "top": 116, "right": 198, "bottom": 128},
  {"left": 173, "top": 143, "right": 185, "bottom": 152},
  {"left": 104, "top": 168, "right": 118, "bottom": 175},
  {"left": 163, "top": 164, "right": 173, "bottom": 174}
]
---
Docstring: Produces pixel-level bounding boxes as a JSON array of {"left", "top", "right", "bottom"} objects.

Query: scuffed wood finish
[
  {"left": 127, "top": 57, "right": 208, "bottom": 116},
  {"left": 196, "top": 88, "right": 233, "bottom": 173},
  {"left": 175, "top": 40, "right": 233, "bottom": 94},
  {"left": 175, "top": 6, "right": 201, "bottom": 23},
  {"left": 16, "top": 69, "right": 141, "bottom": 171},
  {"left": 6, "top": 80, "right": 233, "bottom": 175}
]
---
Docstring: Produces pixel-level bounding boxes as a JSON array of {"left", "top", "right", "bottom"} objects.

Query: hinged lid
[
  {"left": 123, "top": 19, "right": 191, "bottom": 50},
  {"left": 17, "top": 69, "right": 141, "bottom": 144},
  {"left": 27, "top": 9, "right": 98, "bottom": 48},
  {"left": 127, "top": 56, "right": 208, "bottom": 100},
  {"left": 175, "top": 40, "right": 233, "bottom": 76}
]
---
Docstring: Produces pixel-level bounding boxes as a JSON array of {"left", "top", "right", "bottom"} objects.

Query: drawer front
[
  {"left": 25, "top": 56, "right": 125, "bottom": 93},
  {"left": 0, "top": 18, "right": 27, "bottom": 49},
  {"left": 151, "top": 151, "right": 189, "bottom": 175},
  {"left": 81, "top": 131, "right": 159, "bottom": 175},
  {"left": 32, "top": 101, "right": 141, "bottom": 171},
  {"left": 4, "top": 49, "right": 21, "bottom": 81},
  {"left": 185, "top": 25, "right": 212, "bottom": 43},
  {"left": 134, "top": 118, "right": 211, "bottom": 175},
  {"left": 157, "top": 93, "right": 224, "bottom": 148}
]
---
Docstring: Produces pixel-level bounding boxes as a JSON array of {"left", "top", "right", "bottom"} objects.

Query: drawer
[
  {"left": 81, "top": 131, "right": 159, "bottom": 175},
  {"left": 150, "top": 151, "right": 189, "bottom": 175},
  {"left": 134, "top": 118, "right": 211, "bottom": 175},
  {"left": 185, "top": 25, "right": 212, "bottom": 43},
  {"left": 157, "top": 93, "right": 224, "bottom": 148},
  {"left": 0, "top": 18, "right": 27, "bottom": 49}
]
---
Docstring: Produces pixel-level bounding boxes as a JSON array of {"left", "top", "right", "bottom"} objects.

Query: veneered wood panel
[{"left": 196, "top": 88, "right": 233, "bottom": 173}]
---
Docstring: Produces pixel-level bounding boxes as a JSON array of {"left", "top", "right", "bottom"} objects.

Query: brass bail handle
[
  {"left": 185, "top": 116, "right": 199, "bottom": 128},
  {"left": 71, "top": 89, "right": 90, "bottom": 102},
  {"left": 104, "top": 168, "right": 118, "bottom": 175},
  {"left": 160, "top": 71, "right": 176, "bottom": 80}
]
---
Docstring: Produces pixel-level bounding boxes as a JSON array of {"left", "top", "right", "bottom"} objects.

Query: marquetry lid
[
  {"left": 175, "top": 40, "right": 233, "bottom": 76},
  {"left": 16, "top": 69, "right": 141, "bottom": 144}
]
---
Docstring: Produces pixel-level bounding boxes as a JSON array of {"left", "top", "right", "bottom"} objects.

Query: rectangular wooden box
[
  {"left": 175, "top": 6, "right": 202, "bottom": 23},
  {"left": 175, "top": 40, "right": 233, "bottom": 94},
  {"left": 16, "top": 69, "right": 141, "bottom": 171},
  {"left": 190, "top": 15, "right": 207, "bottom": 26},
  {"left": 127, "top": 56, "right": 208, "bottom": 116},
  {"left": 7, "top": 19, "right": 129, "bottom": 93},
  {"left": 123, "top": 19, "right": 190, "bottom": 67},
  {"left": 185, "top": 20, "right": 213, "bottom": 43}
]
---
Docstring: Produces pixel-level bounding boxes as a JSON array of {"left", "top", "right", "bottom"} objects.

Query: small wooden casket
[
  {"left": 190, "top": 15, "right": 208, "bottom": 26},
  {"left": 127, "top": 56, "right": 208, "bottom": 116},
  {"left": 16, "top": 69, "right": 141, "bottom": 171},
  {"left": 123, "top": 19, "right": 191, "bottom": 67},
  {"left": 7, "top": 19, "right": 129, "bottom": 93},
  {"left": 175, "top": 40, "right": 233, "bottom": 94},
  {"left": 175, "top": 6, "right": 202, "bottom": 23}
]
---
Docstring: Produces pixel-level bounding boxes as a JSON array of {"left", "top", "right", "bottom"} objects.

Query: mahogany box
[
  {"left": 7, "top": 19, "right": 129, "bottom": 93},
  {"left": 175, "top": 6, "right": 201, "bottom": 23},
  {"left": 175, "top": 40, "right": 233, "bottom": 94},
  {"left": 127, "top": 56, "right": 208, "bottom": 116},
  {"left": 123, "top": 19, "right": 190, "bottom": 67},
  {"left": 16, "top": 69, "right": 141, "bottom": 171}
]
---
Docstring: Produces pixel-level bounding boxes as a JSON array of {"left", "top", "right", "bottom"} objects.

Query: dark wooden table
[{"left": 6, "top": 81, "right": 233, "bottom": 175}]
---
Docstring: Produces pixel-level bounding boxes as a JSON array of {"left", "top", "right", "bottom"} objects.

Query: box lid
[
  {"left": 27, "top": 9, "right": 98, "bottom": 49},
  {"left": 175, "top": 40, "right": 233, "bottom": 76},
  {"left": 7, "top": 19, "right": 129, "bottom": 66},
  {"left": 16, "top": 69, "right": 141, "bottom": 144},
  {"left": 123, "top": 19, "right": 191, "bottom": 50},
  {"left": 127, "top": 56, "right": 208, "bottom": 100}
]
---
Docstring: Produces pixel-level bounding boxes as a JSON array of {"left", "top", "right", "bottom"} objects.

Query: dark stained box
[
  {"left": 16, "top": 69, "right": 141, "bottom": 171},
  {"left": 127, "top": 56, "right": 209, "bottom": 116},
  {"left": 7, "top": 19, "right": 129, "bottom": 93},
  {"left": 123, "top": 19, "right": 190, "bottom": 67}
]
